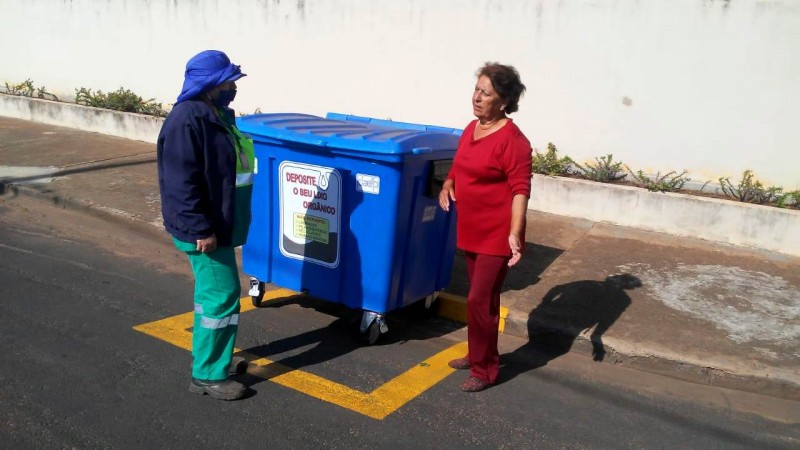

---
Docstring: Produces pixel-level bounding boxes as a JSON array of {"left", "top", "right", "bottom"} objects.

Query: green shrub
[
  {"left": 574, "top": 154, "right": 627, "bottom": 182},
  {"left": 5, "top": 79, "right": 34, "bottom": 96},
  {"left": 75, "top": 87, "right": 167, "bottom": 117},
  {"left": 532, "top": 143, "right": 573, "bottom": 176},
  {"left": 776, "top": 190, "right": 800, "bottom": 208},
  {"left": 626, "top": 167, "right": 690, "bottom": 192},
  {"left": 718, "top": 170, "right": 782, "bottom": 204},
  {"left": 4, "top": 78, "right": 59, "bottom": 101}
]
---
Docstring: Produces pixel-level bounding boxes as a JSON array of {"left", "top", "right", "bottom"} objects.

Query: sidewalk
[{"left": 1, "top": 116, "right": 798, "bottom": 400}]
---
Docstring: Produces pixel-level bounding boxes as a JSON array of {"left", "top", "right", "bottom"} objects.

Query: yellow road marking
[
  {"left": 133, "top": 288, "right": 466, "bottom": 419},
  {"left": 437, "top": 292, "right": 509, "bottom": 333}
]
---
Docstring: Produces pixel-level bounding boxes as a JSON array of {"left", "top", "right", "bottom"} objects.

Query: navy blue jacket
[{"left": 157, "top": 100, "right": 238, "bottom": 247}]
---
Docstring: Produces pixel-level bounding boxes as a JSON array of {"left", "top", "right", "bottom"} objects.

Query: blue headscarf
[{"left": 176, "top": 50, "right": 246, "bottom": 104}]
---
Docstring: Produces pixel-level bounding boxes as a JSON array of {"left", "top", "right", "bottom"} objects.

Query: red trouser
[{"left": 465, "top": 251, "right": 509, "bottom": 384}]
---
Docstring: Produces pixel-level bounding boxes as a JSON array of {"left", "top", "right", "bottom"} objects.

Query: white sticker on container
[
  {"left": 279, "top": 161, "right": 341, "bottom": 268},
  {"left": 422, "top": 205, "right": 437, "bottom": 223},
  {"left": 356, "top": 173, "right": 380, "bottom": 195}
]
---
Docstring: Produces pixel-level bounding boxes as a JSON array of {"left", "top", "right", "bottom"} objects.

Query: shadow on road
[
  {"left": 498, "top": 273, "right": 640, "bottom": 385},
  {"left": 234, "top": 293, "right": 461, "bottom": 390}
]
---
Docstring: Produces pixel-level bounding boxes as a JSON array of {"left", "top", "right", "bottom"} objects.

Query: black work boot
[
  {"left": 189, "top": 378, "right": 246, "bottom": 400},
  {"left": 228, "top": 356, "right": 248, "bottom": 376}
]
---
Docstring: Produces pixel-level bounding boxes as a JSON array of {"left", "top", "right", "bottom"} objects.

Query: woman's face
[{"left": 472, "top": 75, "right": 505, "bottom": 121}]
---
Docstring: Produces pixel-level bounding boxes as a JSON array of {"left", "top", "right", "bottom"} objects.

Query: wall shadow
[{"left": 497, "top": 274, "right": 639, "bottom": 385}]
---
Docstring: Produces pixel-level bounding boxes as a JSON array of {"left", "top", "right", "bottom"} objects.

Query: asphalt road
[{"left": 0, "top": 195, "right": 798, "bottom": 449}]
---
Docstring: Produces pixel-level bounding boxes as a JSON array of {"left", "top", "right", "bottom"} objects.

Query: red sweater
[{"left": 448, "top": 119, "right": 532, "bottom": 256}]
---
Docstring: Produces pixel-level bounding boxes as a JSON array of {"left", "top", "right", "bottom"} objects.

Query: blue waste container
[{"left": 237, "top": 112, "right": 461, "bottom": 343}]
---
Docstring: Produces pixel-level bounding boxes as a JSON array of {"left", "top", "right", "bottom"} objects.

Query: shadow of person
[{"left": 498, "top": 273, "right": 640, "bottom": 384}]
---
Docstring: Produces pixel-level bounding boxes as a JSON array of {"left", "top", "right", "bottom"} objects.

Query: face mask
[{"left": 213, "top": 89, "right": 237, "bottom": 107}]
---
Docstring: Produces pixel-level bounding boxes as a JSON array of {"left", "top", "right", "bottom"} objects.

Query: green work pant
[{"left": 174, "top": 238, "right": 241, "bottom": 381}]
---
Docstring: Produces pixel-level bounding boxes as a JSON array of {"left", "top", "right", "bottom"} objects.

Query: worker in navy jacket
[{"left": 157, "top": 50, "right": 255, "bottom": 401}]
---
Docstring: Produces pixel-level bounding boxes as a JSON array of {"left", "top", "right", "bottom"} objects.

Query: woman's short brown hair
[{"left": 477, "top": 62, "right": 526, "bottom": 114}]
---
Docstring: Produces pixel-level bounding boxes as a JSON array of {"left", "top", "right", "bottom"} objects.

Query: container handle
[
  {"left": 412, "top": 147, "right": 433, "bottom": 154},
  {"left": 279, "top": 133, "right": 328, "bottom": 147}
]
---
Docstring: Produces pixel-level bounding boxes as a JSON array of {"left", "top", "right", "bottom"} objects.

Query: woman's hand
[
  {"left": 508, "top": 234, "right": 522, "bottom": 267},
  {"left": 439, "top": 180, "right": 456, "bottom": 211},
  {"left": 196, "top": 234, "right": 217, "bottom": 253},
  {"left": 508, "top": 194, "right": 528, "bottom": 267}
]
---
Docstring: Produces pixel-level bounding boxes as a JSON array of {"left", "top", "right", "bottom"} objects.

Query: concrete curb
[
  {"left": 437, "top": 292, "right": 800, "bottom": 401},
  {"left": 2, "top": 183, "right": 166, "bottom": 242}
]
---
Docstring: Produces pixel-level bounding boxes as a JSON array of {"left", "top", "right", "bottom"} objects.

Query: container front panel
[{"left": 243, "top": 140, "right": 402, "bottom": 311}]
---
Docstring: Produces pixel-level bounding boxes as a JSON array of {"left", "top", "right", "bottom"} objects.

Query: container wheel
[
  {"left": 358, "top": 320, "right": 381, "bottom": 345},
  {"left": 249, "top": 278, "right": 266, "bottom": 307},
  {"left": 411, "top": 293, "right": 441, "bottom": 318}
]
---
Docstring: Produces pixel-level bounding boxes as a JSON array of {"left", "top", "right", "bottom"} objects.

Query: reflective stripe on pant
[
  {"left": 178, "top": 241, "right": 241, "bottom": 381},
  {"left": 465, "top": 251, "right": 509, "bottom": 385}
]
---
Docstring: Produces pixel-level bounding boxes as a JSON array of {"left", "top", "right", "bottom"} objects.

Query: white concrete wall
[
  {"left": 2, "top": 0, "right": 799, "bottom": 188},
  {"left": 0, "top": 95, "right": 163, "bottom": 143},
  {"left": 530, "top": 174, "right": 800, "bottom": 257}
]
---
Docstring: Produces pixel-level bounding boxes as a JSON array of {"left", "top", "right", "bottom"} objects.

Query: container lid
[{"left": 236, "top": 112, "right": 462, "bottom": 155}]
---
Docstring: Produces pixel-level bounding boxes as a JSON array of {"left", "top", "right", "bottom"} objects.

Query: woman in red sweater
[{"left": 439, "top": 62, "right": 532, "bottom": 392}]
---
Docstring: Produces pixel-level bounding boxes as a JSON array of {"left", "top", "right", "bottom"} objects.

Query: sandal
[
  {"left": 448, "top": 357, "right": 470, "bottom": 370},
  {"left": 460, "top": 376, "right": 492, "bottom": 392}
]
